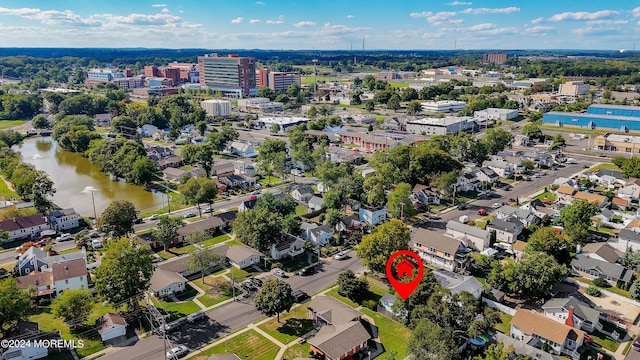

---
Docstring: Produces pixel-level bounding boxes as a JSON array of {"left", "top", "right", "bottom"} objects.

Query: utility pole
[{"left": 313, "top": 59, "right": 318, "bottom": 99}]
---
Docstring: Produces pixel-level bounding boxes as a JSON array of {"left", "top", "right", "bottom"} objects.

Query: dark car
[
  {"left": 292, "top": 290, "right": 309, "bottom": 303},
  {"left": 248, "top": 277, "right": 263, "bottom": 287},
  {"left": 134, "top": 218, "right": 143, "bottom": 224},
  {"left": 296, "top": 267, "right": 316, "bottom": 276},
  {"left": 457, "top": 203, "right": 467, "bottom": 210}
]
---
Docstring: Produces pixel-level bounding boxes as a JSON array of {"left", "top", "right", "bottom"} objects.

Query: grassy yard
[
  {"left": 259, "top": 176, "right": 284, "bottom": 186},
  {"left": 257, "top": 305, "right": 315, "bottom": 345},
  {"left": 0, "top": 260, "right": 16, "bottom": 273},
  {"left": 229, "top": 266, "right": 252, "bottom": 282},
  {"left": 295, "top": 205, "right": 308, "bottom": 216},
  {"left": 201, "top": 329, "right": 280, "bottom": 360},
  {"left": 193, "top": 276, "right": 233, "bottom": 308},
  {"left": 282, "top": 342, "right": 310, "bottom": 359},
  {"left": 360, "top": 308, "right": 411, "bottom": 360},
  {"left": 0, "top": 175, "right": 17, "bottom": 199},
  {"left": 150, "top": 297, "right": 201, "bottom": 321},
  {"left": 327, "top": 278, "right": 390, "bottom": 309},
  {"left": 155, "top": 243, "right": 196, "bottom": 260},
  {"left": 199, "top": 233, "right": 230, "bottom": 248},
  {"left": 571, "top": 277, "right": 631, "bottom": 298},
  {"left": 494, "top": 312, "right": 513, "bottom": 335},
  {"left": 0, "top": 120, "right": 26, "bottom": 130},
  {"left": 589, "top": 163, "right": 621, "bottom": 172},
  {"left": 534, "top": 191, "right": 557, "bottom": 202},
  {"left": 227, "top": 239, "right": 243, "bottom": 247},
  {"left": 590, "top": 330, "right": 621, "bottom": 352}
]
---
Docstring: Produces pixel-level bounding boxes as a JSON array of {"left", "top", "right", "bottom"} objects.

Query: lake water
[{"left": 15, "top": 137, "right": 165, "bottom": 217}]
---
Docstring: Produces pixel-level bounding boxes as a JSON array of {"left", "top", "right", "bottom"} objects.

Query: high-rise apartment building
[
  {"left": 483, "top": 53, "right": 508, "bottom": 65},
  {"left": 198, "top": 53, "right": 257, "bottom": 97},
  {"left": 268, "top": 71, "right": 301, "bottom": 93}
]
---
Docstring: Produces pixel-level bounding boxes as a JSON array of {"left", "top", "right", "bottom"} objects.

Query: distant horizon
[
  {"left": 0, "top": 1, "right": 637, "bottom": 49},
  {"left": 0, "top": 47, "right": 635, "bottom": 52}
]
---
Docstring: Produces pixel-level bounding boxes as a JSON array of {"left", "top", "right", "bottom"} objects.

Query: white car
[
  {"left": 56, "top": 233, "right": 73, "bottom": 242},
  {"left": 492, "top": 202, "right": 503, "bottom": 209},
  {"left": 166, "top": 345, "right": 189, "bottom": 359},
  {"left": 334, "top": 251, "right": 348, "bottom": 260},
  {"left": 149, "top": 214, "right": 159, "bottom": 221},
  {"left": 274, "top": 269, "right": 286, "bottom": 278}
]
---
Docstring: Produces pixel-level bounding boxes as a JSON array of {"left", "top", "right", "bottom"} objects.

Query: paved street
[{"left": 0, "top": 239, "right": 77, "bottom": 265}]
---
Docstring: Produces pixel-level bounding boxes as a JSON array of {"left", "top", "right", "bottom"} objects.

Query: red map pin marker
[{"left": 386, "top": 250, "right": 424, "bottom": 300}]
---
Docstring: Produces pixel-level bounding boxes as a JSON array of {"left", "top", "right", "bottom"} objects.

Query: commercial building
[
  {"left": 593, "top": 133, "right": 640, "bottom": 155},
  {"left": 406, "top": 116, "right": 477, "bottom": 135},
  {"left": 237, "top": 97, "right": 283, "bottom": 112},
  {"left": 421, "top": 100, "right": 466, "bottom": 113},
  {"left": 255, "top": 117, "right": 310, "bottom": 131},
  {"left": 85, "top": 68, "right": 127, "bottom": 87},
  {"left": 559, "top": 81, "right": 589, "bottom": 96},
  {"left": 268, "top": 71, "right": 301, "bottom": 92},
  {"left": 198, "top": 53, "right": 257, "bottom": 97},
  {"left": 473, "top": 108, "right": 519, "bottom": 121},
  {"left": 483, "top": 53, "right": 508, "bottom": 64},
  {"left": 111, "top": 77, "right": 144, "bottom": 89},
  {"left": 145, "top": 63, "right": 199, "bottom": 84},
  {"left": 200, "top": 99, "right": 232, "bottom": 117},
  {"left": 543, "top": 104, "right": 640, "bottom": 131}
]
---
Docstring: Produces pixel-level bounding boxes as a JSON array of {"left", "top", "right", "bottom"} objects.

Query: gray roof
[
  {"left": 177, "top": 216, "right": 225, "bottom": 237},
  {"left": 446, "top": 220, "right": 489, "bottom": 240},
  {"left": 487, "top": 217, "right": 523, "bottom": 233},
  {"left": 412, "top": 228, "right": 464, "bottom": 255},
  {"left": 581, "top": 243, "right": 623, "bottom": 264},
  {"left": 149, "top": 268, "right": 187, "bottom": 292},
  {"left": 226, "top": 244, "right": 262, "bottom": 264},
  {"left": 308, "top": 196, "right": 325, "bottom": 207},
  {"left": 292, "top": 185, "right": 313, "bottom": 196},
  {"left": 310, "top": 224, "right": 333, "bottom": 237},
  {"left": 307, "top": 296, "right": 362, "bottom": 325},
  {"left": 477, "top": 167, "right": 499, "bottom": 179},
  {"left": 163, "top": 167, "right": 188, "bottom": 177},
  {"left": 542, "top": 297, "right": 601, "bottom": 323},
  {"left": 619, "top": 228, "right": 640, "bottom": 242},
  {"left": 432, "top": 269, "right": 482, "bottom": 297},
  {"left": 483, "top": 159, "right": 511, "bottom": 170},
  {"left": 308, "top": 321, "right": 371, "bottom": 360},
  {"left": 570, "top": 257, "right": 633, "bottom": 283},
  {"left": 274, "top": 234, "right": 306, "bottom": 251}
]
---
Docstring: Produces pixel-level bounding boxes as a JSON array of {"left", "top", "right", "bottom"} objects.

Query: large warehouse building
[{"left": 542, "top": 104, "right": 640, "bottom": 132}]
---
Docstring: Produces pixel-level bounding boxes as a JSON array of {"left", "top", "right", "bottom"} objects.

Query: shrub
[
  {"left": 270, "top": 262, "right": 282, "bottom": 270},
  {"left": 593, "top": 277, "right": 611, "bottom": 288},
  {"left": 586, "top": 287, "right": 601, "bottom": 297},
  {"left": 550, "top": 184, "right": 559, "bottom": 191},
  {"left": 318, "top": 214, "right": 326, "bottom": 223},
  {"left": 362, "top": 299, "right": 377, "bottom": 310}
]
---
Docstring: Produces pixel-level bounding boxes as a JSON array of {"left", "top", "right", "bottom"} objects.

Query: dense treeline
[
  {"left": 0, "top": 146, "right": 55, "bottom": 213},
  {"left": 0, "top": 94, "right": 41, "bottom": 119}
]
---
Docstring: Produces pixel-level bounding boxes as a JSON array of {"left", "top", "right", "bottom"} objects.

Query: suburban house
[
  {"left": 16, "top": 258, "right": 90, "bottom": 297},
  {"left": 510, "top": 309, "right": 585, "bottom": 358},
  {"left": 483, "top": 158, "right": 518, "bottom": 178},
  {"left": 0, "top": 213, "right": 51, "bottom": 241},
  {"left": 219, "top": 175, "right": 256, "bottom": 188},
  {"left": 474, "top": 167, "right": 500, "bottom": 184},
  {"left": 238, "top": 196, "right": 258, "bottom": 213},
  {"left": 211, "top": 161, "right": 236, "bottom": 177},
  {"left": 577, "top": 242, "right": 623, "bottom": 264},
  {"left": 227, "top": 141, "right": 257, "bottom": 157},
  {"left": 139, "top": 124, "right": 159, "bottom": 137},
  {"left": 335, "top": 215, "right": 364, "bottom": 233},
  {"left": 556, "top": 185, "right": 577, "bottom": 203},
  {"left": 307, "top": 296, "right": 372, "bottom": 360},
  {"left": 494, "top": 205, "right": 541, "bottom": 227},
  {"left": 456, "top": 172, "right": 481, "bottom": 192},
  {"left": 411, "top": 184, "right": 441, "bottom": 205},
  {"left": 2, "top": 321, "right": 61, "bottom": 360},
  {"left": 149, "top": 268, "right": 187, "bottom": 298},
  {"left": 156, "top": 156, "right": 184, "bottom": 170},
  {"left": 622, "top": 178, "right": 640, "bottom": 200},
  {"left": 553, "top": 177, "right": 575, "bottom": 187},
  {"left": 217, "top": 211, "right": 238, "bottom": 229},
  {"left": 486, "top": 217, "right": 525, "bottom": 244},
  {"left": 617, "top": 228, "right": 640, "bottom": 252},
  {"left": 96, "top": 313, "right": 127, "bottom": 342},
  {"left": 512, "top": 240, "right": 527, "bottom": 262},
  {"left": 302, "top": 223, "right": 334, "bottom": 246},
  {"left": 570, "top": 257, "right": 633, "bottom": 286},
  {"left": 612, "top": 197, "right": 630, "bottom": 211},
  {"left": 17, "top": 246, "right": 86, "bottom": 276},
  {"left": 270, "top": 234, "right": 306, "bottom": 260},
  {"left": 359, "top": 206, "right": 387, "bottom": 225},
  {"left": 226, "top": 245, "right": 262, "bottom": 269},
  {"left": 163, "top": 167, "right": 189, "bottom": 181},
  {"left": 291, "top": 186, "right": 314, "bottom": 202},
  {"left": 573, "top": 192, "right": 609, "bottom": 208},
  {"left": 158, "top": 245, "right": 228, "bottom": 277},
  {"left": 445, "top": 220, "right": 490, "bottom": 251},
  {"left": 411, "top": 228, "right": 470, "bottom": 272},
  {"left": 542, "top": 297, "right": 601, "bottom": 332},
  {"left": 145, "top": 146, "right": 173, "bottom": 160},
  {"left": 432, "top": 269, "right": 483, "bottom": 300},
  {"left": 308, "top": 196, "right": 326, "bottom": 212},
  {"left": 48, "top": 208, "right": 80, "bottom": 231}
]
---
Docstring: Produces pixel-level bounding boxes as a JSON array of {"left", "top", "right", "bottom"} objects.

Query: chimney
[{"left": 565, "top": 306, "right": 575, "bottom": 327}]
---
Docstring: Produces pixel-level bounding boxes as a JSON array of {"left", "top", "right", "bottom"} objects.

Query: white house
[
  {"left": 456, "top": 172, "right": 481, "bottom": 192},
  {"left": 291, "top": 186, "right": 314, "bottom": 202},
  {"left": 411, "top": 229, "right": 469, "bottom": 272},
  {"left": 149, "top": 268, "right": 187, "bottom": 298},
  {"left": 308, "top": 196, "right": 325, "bottom": 211},
  {"left": 510, "top": 309, "right": 586, "bottom": 358},
  {"left": 359, "top": 206, "right": 387, "bottom": 225},
  {"left": 483, "top": 158, "right": 517, "bottom": 178},
  {"left": 52, "top": 258, "right": 90, "bottom": 295},
  {"left": 226, "top": 245, "right": 262, "bottom": 269},
  {"left": 96, "top": 313, "right": 127, "bottom": 342},
  {"left": 48, "top": 208, "right": 79, "bottom": 231},
  {"left": 270, "top": 234, "right": 306, "bottom": 260},
  {"left": 227, "top": 141, "right": 257, "bottom": 157},
  {"left": 411, "top": 184, "right": 441, "bottom": 205},
  {"left": 542, "top": 297, "right": 601, "bottom": 332},
  {"left": 577, "top": 242, "right": 623, "bottom": 264},
  {"left": 445, "top": 220, "right": 490, "bottom": 251},
  {"left": 302, "top": 224, "right": 333, "bottom": 246},
  {"left": 0, "top": 213, "right": 51, "bottom": 241},
  {"left": 486, "top": 217, "right": 525, "bottom": 244},
  {"left": 432, "top": 269, "right": 483, "bottom": 300},
  {"left": 474, "top": 167, "right": 500, "bottom": 184}
]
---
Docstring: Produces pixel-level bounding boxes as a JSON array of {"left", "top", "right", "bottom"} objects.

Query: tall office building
[
  {"left": 198, "top": 53, "right": 257, "bottom": 97},
  {"left": 483, "top": 53, "right": 508, "bottom": 65},
  {"left": 268, "top": 71, "right": 301, "bottom": 93}
]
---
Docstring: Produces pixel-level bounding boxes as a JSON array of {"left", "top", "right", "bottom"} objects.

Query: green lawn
[
  {"left": 282, "top": 342, "right": 310, "bottom": 359},
  {"left": 0, "top": 120, "right": 26, "bottom": 130},
  {"left": 295, "top": 205, "right": 308, "bottom": 216},
  {"left": 571, "top": 277, "right": 631, "bottom": 298},
  {"left": 201, "top": 329, "right": 280, "bottom": 360},
  {"left": 326, "top": 278, "right": 390, "bottom": 309},
  {"left": 360, "top": 308, "right": 411, "bottom": 359},
  {"left": 259, "top": 176, "right": 284, "bottom": 186},
  {"left": 589, "top": 163, "right": 621, "bottom": 172},
  {"left": 0, "top": 261, "right": 16, "bottom": 273},
  {"left": 257, "top": 305, "right": 315, "bottom": 345},
  {"left": 199, "top": 233, "right": 230, "bottom": 248},
  {"left": 193, "top": 276, "right": 233, "bottom": 308},
  {"left": 155, "top": 243, "right": 196, "bottom": 260},
  {"left": 590, "top": 330, "right": 621, "bottom": 352},
  {"left": 623, "top": 335, "right": 636, "bottom": 355},
  {"left": 494, "top": 312, "right": 513, "bottom": 335},
  {"left": 228, "top": 266, "right": 253, "bottom": 282},
  {"left": 29, "top": 307, "right": 106, "bottom": 358},
  {"left": 140, "top": 192, "right": 187, "bottom": 218},
  {"left": 534, "top": 191, "right": 557, "bottom": 202},
  {"left": 0, "top": 176, "right": 18, "bottom": 199},
  {"left": 227, "top": 239, "right": 243, "bottom": 247},
  {"left": 150, "top": 297, "right": 201, "bottom": 321}
]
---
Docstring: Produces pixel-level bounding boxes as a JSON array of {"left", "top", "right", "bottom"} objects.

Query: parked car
[
  {"left": 187, "top": 311, "right": 205, "bottom": 323},
  {"left": 296, "top": 267, "right": 316, "bottom": 276},
  {"left": 274, "top": 269, "right": 286, "bottom": 278},
  {"left": 492, "top": 202, "right": 503, "bottom": 209},
  {"left": 477, "top": 208, "right": 487, "bottom": 216},
  {"left": 149, "top": 214, "right": 159, "bottom": 221},
  {"left": 166, "top": 345, "right": 189, "bottom": 359},
  {"left": 248, "top": 277, "right": 263, "bottom": 287},
  {"left": 183, "top": 212, "right": 196, "bottom": 219},
  {"left": 91, "top": 239, "right": 103, "bottom": 249},
  {"left": 292, "top": 290, "right": 310, "bottom": 303},
  {"left": 89, "top": 231, "right": 100, "bottom": 238},
  {"left": 251, "top": 190, "right": 261, "bottom": 195},
  {"left": 633, "top": 337, "right": 640, "bottom": 352},
  {"left": 334, "top": 251, "right": 348, "bottom": 260},
  {"left": 56, "top": 233, "right": 73, "bottom": 242},
  {"left": 457, "top": 203, "right": 467, "bottom": 210},
  {"left": 202, "top": 207, "right": 213, "bottom": 213}
]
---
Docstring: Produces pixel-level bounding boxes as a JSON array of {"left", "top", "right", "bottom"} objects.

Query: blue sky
[{"left": 0, "top": 1, "right": 638, "bottom": 49}]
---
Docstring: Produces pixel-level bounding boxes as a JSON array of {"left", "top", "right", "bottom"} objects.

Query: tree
[
  {"left": 521, "top": 159, "right": 535, "bottom": 170},
  {"left": 473, "top": 343, "right": 528, "bottom": 360},
  {"left": 556, "top": 199, "right": 599, "bottom": 245},
  {"left": 337, "top": 270, "right": 370, "bottom": 303},
  {"left": 254, "top": 278, "right": 294, "bottom": 323},
  {"left": 408, "top": 319, "right": 457, "bottom": 360},
  {"left": 521, "top": 124, "right": 543, "bottom": 140},
  {"left": 387, "top": 94, "right": 401, "bottom": 110},
  {"left": 387, "top": 183, "right": 417, "bottom": 218},
  {"left": 31, "top": 170, "right": 55, "bottom": 213},
  {"left": 254, "top": 192, "right": 296, "bottom": 217},
  {"left": 482, "top": 127, "right": 512, "bottom": 154},
  {"left": 51, "top": 288, "right": 94, "bottom": 327},
  {"left": 406, "top": 101, "right": 422, "bottom": 115},
  {"left": 363, "top": 175, "right": 386, "bottom": 207},
  {"left": 0, "top": 130, "right": 23, "bottom": 147},
  {"left": 0, "top": 278, "right": 32, "bottom": 335},
  {"left": 630, "top": 278, "right": 640, "bottom": 300},
  {"left": 270, "top": 123, "right": 281, "bottom": 133},
  {"left": 94, "top": 238, "right": 154, "bottom": 305},
  {"left": 179, "top": 177, "right": 219, "bottom": 216},
  {"left": 98, "top": 200, "right": 137, "bottom": 237},
  {"left": 233, "top": 207, "right": 282, "bottom": 250},
  {"left": 111, "top": 116, "right": 138, "bottom": 136},
  {"left": 128, "top": 157, "right": 160, "bottom": 186},
  {"left": 32, "top": 114, "right": 50, "bottom": 129},
  {"left": 357, "top": 220, "right": 410, "bottom": 273},
  {"left": 257, "top": 138, "right": 287, "bottom": 183},
  {"left": 188, "top": 244, "right": 224, "bottom": 285},
  {"left": 152, "top": 216, "right": 185, "bottom": 251},
  {"left": 526, "top": 226, "right": 573, "bottom": 264},
  {"left": 365, "top": 100, "right": 375, "bottom": 112}
]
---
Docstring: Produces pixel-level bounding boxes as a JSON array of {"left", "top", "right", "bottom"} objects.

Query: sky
[{"left": 0, "top": 1, "right": 638, "bottom": 50}]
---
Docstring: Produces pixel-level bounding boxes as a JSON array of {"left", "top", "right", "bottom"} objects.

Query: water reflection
[{"left": 15, "top": 137, "right": 164, "bottom": 217}]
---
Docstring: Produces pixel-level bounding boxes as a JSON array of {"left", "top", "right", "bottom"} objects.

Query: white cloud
[
  {"left": 266, "top": 15, "right": 284, "bottom": 24},
  {"left": 632, "top": 6, "right": 640, "bottom": 17},
  {"left": 547, "top": 10, "right": 620, "bottom": 22},
  {"left": 525, "top": 25, "right": 555, "bottom": 33},
  {"left": 151, "top": 4, "right": 166, "bottom": 7},
  {"left": 294, "top": 21, "right": 316, "bottom": 27},
  {"left": 448, "top": 1, "right": 472, "bottom": 5},
  {"left": 249, "top": 19, "right": 261, "bottom": 24},
  {"left": 461, "top": 7, "right": 520, "bottom": 15},
  {"left": 102, "top": 13, "right": 182, "bottom": 26},
  {"left": 231, "top": 17, "right": 244, "bottom": 24},
  {"left": 587, "top": 19, "right": 627, "bottom": 25},
  {"left": 179, "top": 10, "right": 184, "bottom": 13},
  {"left": 161, "top": 8, "right": 169, "bottom": 13},
  {"left": 0, "top": 7, "right": 100, "bottom": 26},
  {"left": 427, "top": 11, "right": 457, "bottom": 24},
  {"left": 346, "top": 15, "right": 354, "bottom": 19},
  {"left": 531, "top": 17, "right": 544, "bottom": 24},
  {"left": 468, "top": 23, "right": 495, "bottom": 31},
  {"left": 410, "top": 11, "right": 432, "bottom": 18},
  {"left": 256, "top": 1, "right": 265, "bottom": 4}
]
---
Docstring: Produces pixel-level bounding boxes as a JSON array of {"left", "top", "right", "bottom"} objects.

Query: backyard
[
  {"left": 534, "top": 191, "right": 557, "bottom": 202},
  {"left": 150, "top": 297, "right": 201, "bottom": 321},
  {"left": 201, "top": 329, "right": 280, "bottom": 360},
  {"left": 193, "top": 276, "right": 234, "bottom": 308},
  {"left": 257, "top": 305, "right": 315, "bottom": 345}
]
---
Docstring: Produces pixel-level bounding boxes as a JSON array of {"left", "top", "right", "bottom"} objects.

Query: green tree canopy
[
  {"left": 232, "top": 207, "right": 282, "bottom": 250},
  {"left": 152, "top": 216, "right": 185, "bottom": 251},
  {"left": 98, "top": 200, "right": 137, "bottom": 237},
  {"left": 179, "top": 177, "right": 219, "bottom": 216},
  {"left": 387, "top": 182, "right": 417, "bottom": 218},
  {"left": 555, "top": 199, "right": 599, "bottom": 245},
  {"left": 51, "top": 288, "right": 95, "bottom": 327},
  {"left": 526, "top": 226, "right": 573, "bottom": 264},
  {"left": 0, "top": 278, "right": 32, "bottom": 335},
  {"left": 337, "top": 270, "right": 370, "bottom": 303},
  {"left": 254, "top": 278, "right": 294, "bottom": 323},
  {"left": 408, "top": 319, "right": 457, "bottom": 360},
  {"left": 357, "top": 220, "right": 410, "bottom": 273}
]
